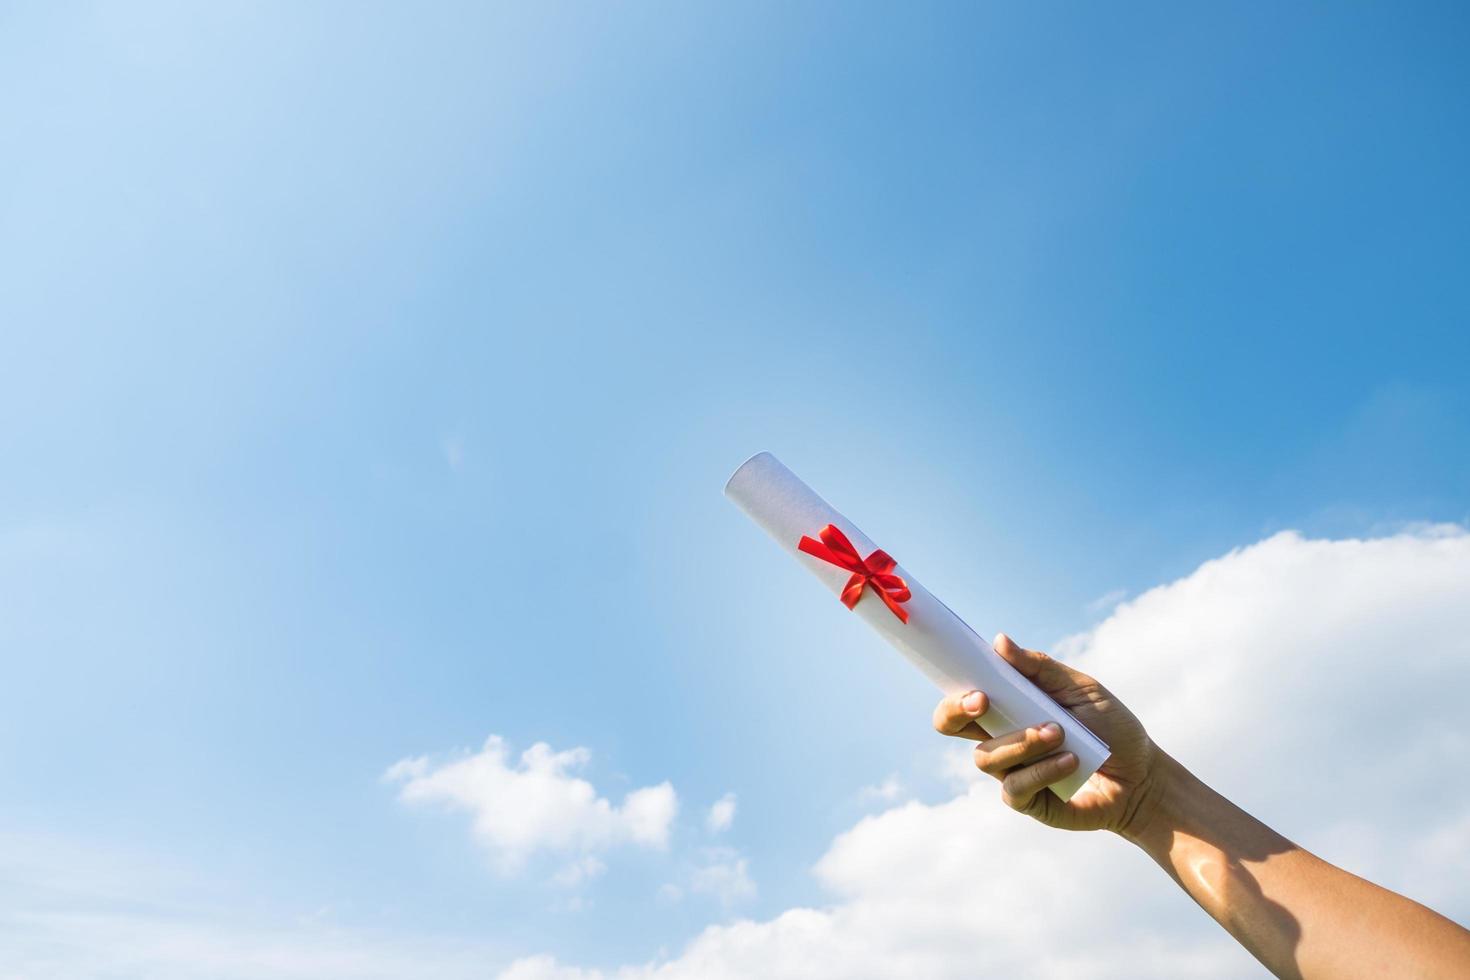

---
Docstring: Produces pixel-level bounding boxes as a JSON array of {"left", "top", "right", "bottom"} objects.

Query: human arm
[{"left": 932, "top": 634, "right": 1470, "bottom": 979}]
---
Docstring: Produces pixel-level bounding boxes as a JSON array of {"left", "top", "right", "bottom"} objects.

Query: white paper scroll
[{"left": 725, "top": 451, "right": 1108, "bottom": 801}]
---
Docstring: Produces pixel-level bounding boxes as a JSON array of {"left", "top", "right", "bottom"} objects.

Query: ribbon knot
[{"left": 797, "top": 524, "right": 912, "bottom": 624}]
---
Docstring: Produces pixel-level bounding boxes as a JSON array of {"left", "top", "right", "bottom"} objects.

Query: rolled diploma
[{"left": 725, "top": 451, "right": 1108, "bottom": 801}]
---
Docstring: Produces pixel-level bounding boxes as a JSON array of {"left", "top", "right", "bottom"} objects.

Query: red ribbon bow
[{"left": 797, "top": 524, "right": 912, "bottom": 624}]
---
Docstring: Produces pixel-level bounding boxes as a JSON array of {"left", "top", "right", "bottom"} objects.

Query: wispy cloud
[
  {"left": 440, "top": 434, "right": 466, "bottom": 472},
  {"left": 857, "top": 775, "right": 906, "bottom": 804},
  {"left": 0, "top": 833, "right": 505, "bottom": 980},
  {"left": 1083, "top": 587, "right": 1127, "bottom": 616},
  {"left": 705, "top": 793, "right": 737, "bottom": 834},
  {"left": 659, "top": 846, "right": 756, "bottom": 908},
  {"left": 686, "top": 848, "right": 755, "bottom": 906}
]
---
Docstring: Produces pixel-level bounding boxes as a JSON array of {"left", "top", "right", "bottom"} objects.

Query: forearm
[{"left": 1122, "top": 753, "right": 1470, "bottom": 979}]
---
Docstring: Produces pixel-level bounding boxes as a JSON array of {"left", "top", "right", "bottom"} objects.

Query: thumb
[{"left": 992, "top": 633, "right": 1090, "bottom": 696}]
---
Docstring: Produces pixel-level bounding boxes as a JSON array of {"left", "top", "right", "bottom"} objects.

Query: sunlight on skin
[
  {"left": 935, "top": 636, "right": 1470, "bottom": 979},
  {"left": 1183, "top": 851, "right": 1230, "bottom": 910}
]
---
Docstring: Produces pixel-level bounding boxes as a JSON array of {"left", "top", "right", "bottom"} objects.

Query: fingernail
[
  {"left": 961, "top": 691, "right": 984, "bottom": 715},
  {"left": 1039, "top": 722, "right": 1061, "bottom": 741},
  {"left": 1057, "top": 752, "right": 1077, "bottom": 769}
]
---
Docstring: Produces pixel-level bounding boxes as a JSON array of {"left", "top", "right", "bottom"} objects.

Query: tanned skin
[{"left": 932, "top": 634, "right": 1470, "bottom": 980}]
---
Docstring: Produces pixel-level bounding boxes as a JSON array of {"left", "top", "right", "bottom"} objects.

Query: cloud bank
[{"left": 497, "top": 526, "right": 1470, "bottom": 979}]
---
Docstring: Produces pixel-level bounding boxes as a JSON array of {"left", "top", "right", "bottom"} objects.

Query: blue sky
[{"left": 2, "top": 3, "right": 1468, "bottom": 976}]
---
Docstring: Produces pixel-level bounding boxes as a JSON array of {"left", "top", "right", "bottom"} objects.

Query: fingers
[
  {"left": 973, "top": 722, "right": 1064, "bottom": 776},
  {"left": 1000, "top": 751, "right": 1078, "bottom": 812},
  {"left": 992, "top": 633, "right": 1092, "bottom": 696},
  {"left": 932, "top": 690, "right": 991, "bottom": 741}
]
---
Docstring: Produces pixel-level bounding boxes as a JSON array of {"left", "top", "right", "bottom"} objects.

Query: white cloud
[
  {"left": 686, "top": 848, "right": 756, "bottom": 907},
  {"left": 705, "top": 793, "right": 737, "bottom": 834},
  {"left": 857, "top": 775, "right": 906, "bottom": 804},
  {"left": 384, "top": 735, "right": 677, "bottom": 875},
  {"left": 494, "top": 526, "right": 1470, "bottom": 979},
  {"left": 661, "top": 846, "right": 757, "bottom": 909},
  {"left": 499, "top": 956, "right": 604, "bottom": 980},
  {"left": 552, "top": 856, "right": 607, "bottom": 888}
]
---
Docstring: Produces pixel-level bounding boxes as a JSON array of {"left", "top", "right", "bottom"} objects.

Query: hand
[
  {"left": 935, "top": 636, "right": 1470, "bottom": 978},
  {"left": 932, "top": 633, "right": 1161, "bottom": 834}
]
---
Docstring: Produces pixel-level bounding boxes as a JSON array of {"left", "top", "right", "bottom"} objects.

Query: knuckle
[
  {"left": 1000, "top": 778, "right": 1026, "bottom": 811},
  {"left": 932, "top": 698, "right": 958, "bottom": 734},
  {"left": 987, "top": 733, "right": 1026, "bottom": 768},
  {"left": 975, "top": 746, "right": 1005, "bottom": 780},
  {"left": 1001, "top": 727, "right": 1043, "bottom": 762}
]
